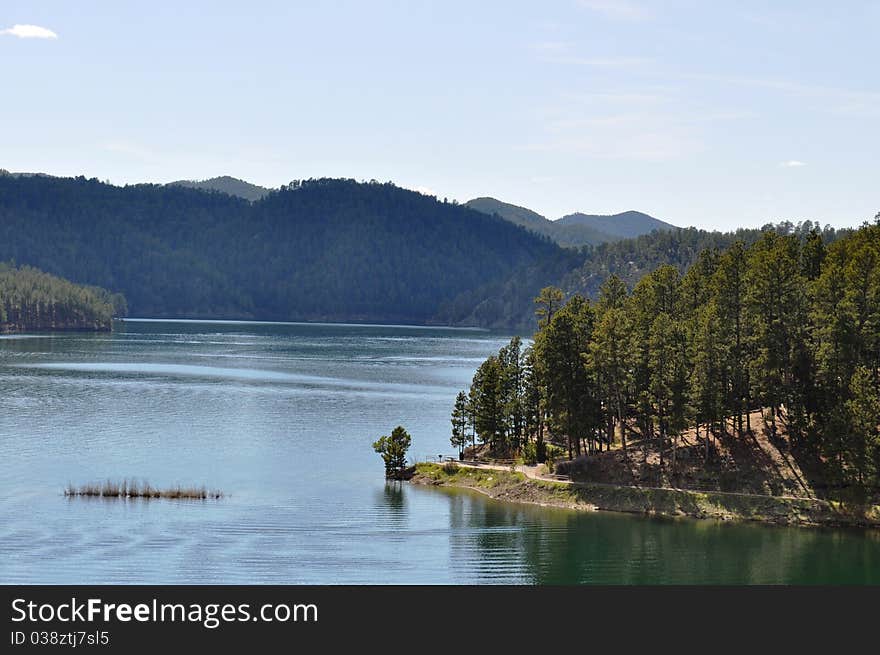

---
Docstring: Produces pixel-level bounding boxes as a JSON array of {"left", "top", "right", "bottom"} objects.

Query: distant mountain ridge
[
  {"left": 0, "top": 175, "right": 560, "bottom": 325},
  {"left": 2, "top": 170, "right": 274, "bottom": 202},
  {"left": 465, "top": 197, "right": 676, "bottom": 247},
  {"left": 167, "top": 175, "right": 271, "bottom": 201},
  {"left": 465, "top": 197, "right": 547, "bottom": 229},
  {"left": 557, "top": 210, "right": 675, "bottom": 239},
  {"left": 0, "top": 171, "right": 850, "bottom": 331},
  {"left": 0, "top": 169, "right": 54, "bottom": 179}
]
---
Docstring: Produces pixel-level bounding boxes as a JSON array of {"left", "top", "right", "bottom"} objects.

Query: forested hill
[
  {"left": 0, "top": 264, "right": 123, "bottom": 332},
  {"left": 436, "top": 221, "right": 848, "bottom": 330},
  {"left": 465, "top": 197, "right": 677, "bottom": 248},
  {"left": 0, "top": 175, "right": 560, "bottom": 324},
  {"left": 455, "top": 219, "right": 880, "bottom": 497},
  {"left": 167, "top": 176, "right": 271, "bottom": 201},
  {"left": 465, "top": 197, "right": 617, "bottom": 247},
  {"left": 557, "top": 210, "right": 675, "bottom": 240}
]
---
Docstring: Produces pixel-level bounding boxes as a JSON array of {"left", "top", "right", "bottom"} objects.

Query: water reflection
[{"left": 441, "top": 487, "right": 880, "bottom": 584}]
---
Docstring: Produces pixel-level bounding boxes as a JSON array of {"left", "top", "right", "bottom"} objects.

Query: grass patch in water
[{"left": 64, "top": 480, "right": 222, "bottom": 500}]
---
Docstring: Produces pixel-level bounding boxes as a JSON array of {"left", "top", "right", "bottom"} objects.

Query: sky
[{"left": 1, "top": 1, "right": 877, "bottom": 231}]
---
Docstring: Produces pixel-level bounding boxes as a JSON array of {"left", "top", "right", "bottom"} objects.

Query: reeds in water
[{"left": 64, "top": 479, "right": 222, "bottom": 500}]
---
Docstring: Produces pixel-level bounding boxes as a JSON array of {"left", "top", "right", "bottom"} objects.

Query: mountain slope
[
  {"left": 465, "top": 197, "right": 675, "bottom": 247},
  {"left": 167, "top": 175, "right": 271, "bottom": 201},
  {"left": 0, "top": 175, "right": 560, "bottom": 324},
  {"left": 436, "top": 221, "right": 844, "bottom": 330},
  {"left": 557, "top": 210, "right": 675, "bottom": 239},
  {"left": 465, "top": 197, "right": 616, "bottom": 246},
  {"left": 465, "top": 197, "right": 548, "bottom": 230},
  {"left": 0, "top": 262, "right": 123, "bottom": 331}
]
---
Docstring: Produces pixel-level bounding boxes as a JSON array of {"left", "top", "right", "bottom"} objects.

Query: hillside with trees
[
  {"left": 453, "top": 219, "right": 880, "bottom": 500},
  {"left": 438, "top": 221, "right": 848, "bottom": 331},
  {"left": 167, "top": 175, "right": 271, "bottom": 202},
  {"left": 0, "top": 263, "right": 123, "bottom": 331},
  {"left": 0, "top": 173, "right": 861, "bottom": 332},
  {"left": 0, "top": 175, "right": 560, "bottom": 324},
  {"left": 465, "top": 197, "right": 618, "bottom": 246},
  {"left": 557, "top": 210, "right": 675, "bottom": 240},
  {"left": 465, "top": 197, "right": 674, "bottom": 247}
]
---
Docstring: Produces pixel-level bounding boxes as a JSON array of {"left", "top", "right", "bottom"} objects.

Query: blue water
[{"left": 0, "top": 320, "right": 877, "bottom": 584}]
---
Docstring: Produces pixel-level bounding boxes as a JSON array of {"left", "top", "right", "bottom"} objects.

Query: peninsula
[
  {"left": 423, "top": 220, "right": 880, "bottom": 529},
  {"left": 0, "top": 263, "right": 124, "bottom": 333}
]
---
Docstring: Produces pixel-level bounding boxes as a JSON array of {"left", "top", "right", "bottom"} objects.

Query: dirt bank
[{"left": 411, "top": 463, "right": 880, "bottom": 529}]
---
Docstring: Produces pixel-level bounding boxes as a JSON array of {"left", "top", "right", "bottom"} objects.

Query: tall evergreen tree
[
  {"left": 471, "top": 356, "right": 505, "bottom": 451},
  {"left": 450, "top": 391, "right": 469, "bottom": 459}
]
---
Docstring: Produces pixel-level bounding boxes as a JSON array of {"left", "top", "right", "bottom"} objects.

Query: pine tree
[
  {"left": 450, "top": 391, "right": 469, "bottom": 459},
  {"left": 590, "top": 304, "right": 631, "bottom": 456},
  {"left": 471, "top": 356, "right": 505, "bottom": 451},
  {"left": 533, "top": 295, "right": 598, "bottom": 458},
  {"left": 690, "top": 303, "right": 726, "bottom": 461},
  {"left": 534, "top": 286, "right": 565, "bottom": 327},
  {"left": 372, "top": 426, "right": 413, "bottom": 479},
  {"left": 745, "top": 232, "right": 807, "bottom": 439},
  {"left": 846, "top": 367, "right": 880, "bottom": 487},
  {"left": 498, "top": 336, "right": 526, "bottom": 452}
]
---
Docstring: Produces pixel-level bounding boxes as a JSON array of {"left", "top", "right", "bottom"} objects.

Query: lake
[{"left": 1, "top": 319, "right": 877, "bottom": 584}]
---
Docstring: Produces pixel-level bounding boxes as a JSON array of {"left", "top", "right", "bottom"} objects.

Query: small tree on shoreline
[
  {"left": 451, "top": 391, "right": 469, "bottom": 459},
  {"left": 373, "top": 426, "right": 413, "bottom": 479}
]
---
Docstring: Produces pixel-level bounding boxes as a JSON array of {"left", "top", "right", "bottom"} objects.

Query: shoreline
[
  {"left": 410, "top": 463, "right": 880, "bottom": 529},
  {"left": 0, "top": 324, "right": 112, "bottom": 334}
]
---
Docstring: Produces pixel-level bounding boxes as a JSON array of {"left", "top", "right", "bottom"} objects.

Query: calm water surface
[{"left": 1, "top": 320, "right": 877, "bottom": 584}]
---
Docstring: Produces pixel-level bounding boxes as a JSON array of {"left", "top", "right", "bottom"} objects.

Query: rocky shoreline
[{"left": 410, "top": 463, "right": 880, "bottom": 529}]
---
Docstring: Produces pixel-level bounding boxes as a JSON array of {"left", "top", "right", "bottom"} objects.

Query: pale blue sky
[{"left": 2, "top": 1, "right": 877, "bottom": 230}]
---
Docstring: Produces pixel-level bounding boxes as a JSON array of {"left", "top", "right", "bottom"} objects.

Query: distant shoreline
[
  {"left": 0, "top": 324, "right": 112, "bottom": 334},
  {"left": 410, "top": 463, "right": 880, "bottom": 530},
  {"left": 119, "top": 317, "right": 495, "bottom": 332}
]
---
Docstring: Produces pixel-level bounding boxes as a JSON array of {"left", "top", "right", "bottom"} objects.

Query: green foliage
[
  {"left": 471, "top": 355, "right": 505, "bottom": 450},
  {"left": 457, "top": 219, "right": 880, "bottom": 493},
  {"left": 534, "top": 295, "right": 598, "bottom": 458},
  {"left": 450, "top": 391, "right": 469, "bottom": 457},
  {"left": 454, "top": 336, "right": 534, "bottom": 457},
  {"left": 6, "top": 175, "right": 849, "bottom": 332},
  {"left": 0, "top": 263, "right": 121, "bottom": 330},
  {"left": 167, "top": 176, "right": 270, "bottom": 202},
  {"left": 534, "top": 286, "right": 565, "bottom": 327},
  {"left": 845, "top": 367, "right": 880, "bottom": 486},
  {"left": 521, "top": 440, "right": 539, "bottom": 465},
  {"left": 372, "top": 426, "right": 412, "bottom": 479},
  {"left": 0, "top": 175, "right": 559, "bottom": 324},
  {"left": 436, "top": 220, "right": 848, "bottom": 330},
  {"left": 465, "top": 198, "right": 668, "bottom": 247}
]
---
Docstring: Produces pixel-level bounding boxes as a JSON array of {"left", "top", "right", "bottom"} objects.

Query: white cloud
[
  {"left": 577, "top": 0, "right": 650, "bottom": 21},
  {"left": 1, "top": 24, "right": 58, "bottom": 39},
  {"left": 780, "top": 160, "right": 807, "bottom": 168},
  {"left": 414, "top": 186, "right": 437, "bottom": 197}
]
